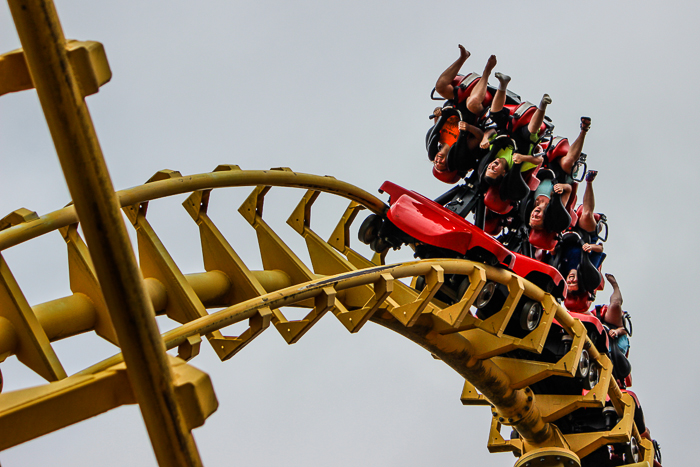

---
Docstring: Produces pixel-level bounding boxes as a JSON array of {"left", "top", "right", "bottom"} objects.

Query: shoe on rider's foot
[
  {"left": 581, "top": 116, "right": 591, "bottom": 132},
  {"left": 539, "top": 94, "right": 552, "bottom": 109},
  {"left": 586, "top": 170, "right": 597, "bottom": 182},
  {"left": 495, "top": 72, "right": 511, "bottom": 90}
]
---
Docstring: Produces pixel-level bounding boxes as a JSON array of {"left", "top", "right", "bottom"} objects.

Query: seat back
[
  {"left": 528, "top": 228, "right": 558, "bottom": 251},
  {"left": 453, "top": 73, "right": 493, "bottom": 106},
  {"left": 483, "top": 186, "right": 511, "bottom": 214},
  {"left": 426, "top": 107, "right": 461, "bottom": 161}
]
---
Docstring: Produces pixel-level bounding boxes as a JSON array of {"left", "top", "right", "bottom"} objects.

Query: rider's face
[
  {"left": 529, "top": 196, "right": 549, "bottom": 230},
  {"left": 434, "top": 143, "right": 450, "bottom": 171},
  {"left": 566, "top": 269, "right": 579, "bottom": 291},
  {"left": 485, "top": 158, "right": 507, "bottom": 179}
]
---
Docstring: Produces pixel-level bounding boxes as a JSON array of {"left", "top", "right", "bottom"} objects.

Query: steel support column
[{"left": 6, "top": 1, "right": 203, "bottom": 465}]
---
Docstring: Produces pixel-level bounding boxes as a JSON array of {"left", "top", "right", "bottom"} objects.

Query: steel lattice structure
[{"left": 0, "top": 2, "right": 655, "bottom": 466}]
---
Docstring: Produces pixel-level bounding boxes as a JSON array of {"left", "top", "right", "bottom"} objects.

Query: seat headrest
[
  {"left": 484, "top": 186, "right": 511, "bottom": 214},
  {"left": 565, "top": 293, "right": 591, "bottom": 312},
  {"left": 433, "top": 166, "right": 461, "bottom": 184},
  {"left": 483, "top": 211, "right": 502, "bottom": 235},
  {"left": 547, "top": 136, "right": 570, "bottom": 162},
  {"left": 528, "top": 228, "right": 558, "bottom": 251},
  {"left": 438, "top": 115, "right": 460, "bottom": 147},
  {"left": 453, "top": 73, "right": 493, "bottom": 107}
]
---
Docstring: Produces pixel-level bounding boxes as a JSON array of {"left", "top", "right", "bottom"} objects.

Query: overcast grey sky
[{"left": 0, "top": 1, "right": 696, "bottom": 466}]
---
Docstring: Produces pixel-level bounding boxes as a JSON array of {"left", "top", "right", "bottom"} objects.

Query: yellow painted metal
[
  {"left": 0, "top": 317, "right": 18, "bottom": 363},
  {"left": 60, "top": 223, "right": 119, "bottom": 344},
  {"left": 326, "top": 200, "right": 446, "bottom": 322},
  {"left": 0, "top": 155, "right": 643, "bottom": 463},
  {"left": 287, "top": 190, "right": 384, "bottom": 331},
  {"left": 0, "top": 192, "right": 642, "bottom": 464},
  {"left": 388, "top": 264, "right": 443, "bottom": 327},
  {"left": 489, "top": 320, "right": 586, "bottom": 389},
  {"left": 184, "top": 187, "right": 269, "bottom": 307},
  {"left": 0, "top": 0, "right": 645, "bottom": 463},
  {"left": 460, "top": 380, "right": 491, "bottom": 406},
  {"left": 123, "top": 192, "right": 256, "bottom": 362},
  {"left": 536, "top": 356, "right": 613, "bottom": 422},
  {"left": 0, "top": 356, "right": 217, "bottom": 451},
  {"left": 0, "top": 39, "right": 111, "bottom": 97},
  {"left": 0, "top": 208, "right": 39, "bottom": 231},
  {"left": 514, "top": 447, "right": 580, "bottom": 467},
  {"left": 434, "top": 264, "right": 487, "bottom": 327},
  {"left": 32, "top": 293, "right": 96, "bottom": 342},
  {"left": 0, "top": 361, "right": 133, "bottom": 451},
  {"left": 0, "top": 169, "right": 388, "bottom": 253},
  {"left": 239, "top": 184, "right": 328, "bottom": 343},
  {"left": 483, "top": 274, "right": 525, "bottom": 338},
  {"left": 0, "top": 254, "right": 66, "bottom": 381},
  {"left": 6, "top": 0, "right": 203, "bottom": 465},
  {"left": 562, "top": 392, "right": 636, "bottom": 459},
  {"left": 487, "top": 417, "right": 523, "bottom": 455}
]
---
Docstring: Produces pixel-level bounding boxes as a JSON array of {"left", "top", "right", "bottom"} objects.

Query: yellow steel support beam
[
  {"left": 0, "top": 254, "right": 65, "bottom": 381},
  {"left": 0, "top": 356, "right": 217, "bottom": 451},
  {"left": 287, "top": 190, "right": 385, "bottom": 331},
  {"left": 0, "top": 39, "right": 111, "bottom": 97},
  {"left": 60, "top": 223, "right": 119, "bottom": 344},
  {"left": 6, "top": 1, "right": 202, "bottom": 465}
]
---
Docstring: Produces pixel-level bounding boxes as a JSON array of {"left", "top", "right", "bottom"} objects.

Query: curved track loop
[{"left": 0, "top": 169, "right": 654, "bottom": 466}]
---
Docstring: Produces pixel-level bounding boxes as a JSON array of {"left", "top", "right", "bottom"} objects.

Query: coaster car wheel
[
  {"left": 582, "top": 362, "right": 599, "bottom": 390},
  {"left": 576, "top": 349, "right": 590, "bottom": 378},
  {"left": 519, "top": 300, "right": 542, "bottom": 332},
  {"left": 625, "top": 437, "right": 640, "bottom": 464},
  {"left": 370, "top": 236, "right": 390, "bottom": 254},
  {"left": 358, "top": 214, "right": 382, "bottom": 245}
]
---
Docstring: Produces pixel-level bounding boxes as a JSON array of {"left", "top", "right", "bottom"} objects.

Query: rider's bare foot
[
  {"left": 495, "top": 72, "right": 511, "bottom": 90},
  {"left": 485, "top": 55, "right": 497, "bottom": 73},
  {"left": 605, "top": 273, "right": 619, "bottom": 289},
  {"left": 458, "top": 44, "right": 470, "bottom": 61}
]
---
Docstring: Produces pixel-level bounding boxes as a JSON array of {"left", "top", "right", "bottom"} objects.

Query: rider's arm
[
  {"left": 480, "top": 128, "right": 496, "bottom": 149},
  {"left": 512, "top": 153, "right": 541, "bottom": 165}
]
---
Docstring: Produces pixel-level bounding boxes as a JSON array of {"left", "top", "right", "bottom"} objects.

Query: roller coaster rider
[
  {"left": 592, "top": 273, "right": 632, "bottom": 383},
  {"left": 434, "top": 44, "right": 496, "bottom": 124},
  {"left": 429, "top": 109, "right": 485, "bottom": 179},
  {"left": 556, "top": 170, "right": 606, "bottom": 294}
]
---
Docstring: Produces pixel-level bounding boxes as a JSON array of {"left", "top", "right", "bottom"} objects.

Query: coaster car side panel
[
  {"left": 511, "top": 251, "right": 566, "bottom": 299},
  {"left": 380, "top": 181, "right": 514, "bottom": 268}
]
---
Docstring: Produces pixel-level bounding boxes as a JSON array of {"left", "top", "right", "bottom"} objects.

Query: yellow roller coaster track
[{"left": 0, "top": 1, "right": 654, "bottom": 466}]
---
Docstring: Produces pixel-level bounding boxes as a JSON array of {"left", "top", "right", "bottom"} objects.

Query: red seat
[
  {"left": 564, "top": 293, "right": 592, "bottom": 312},
  {"left": 528, "top": 228, "right": 558, "bottom": 252},
  {"left": 484, "top": 186, "right": 512, "bottom": 214},
  {"left": 432, "top": 166, "right": 461, "bottom": 184},
  {"left": 452, "top": 73, "right": 494, "bottom": 107}
]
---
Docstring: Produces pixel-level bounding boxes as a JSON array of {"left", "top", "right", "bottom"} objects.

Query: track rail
[{"left": 0, "top": 171, "right": 654, "bottom": 466}]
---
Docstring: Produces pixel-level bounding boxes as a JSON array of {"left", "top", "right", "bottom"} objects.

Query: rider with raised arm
[
  {"left": 527, "top": 117, "right": 592, "bottom": 232},
  {"left": 482, "top": 91, "right": 551, "bottom": 185}
]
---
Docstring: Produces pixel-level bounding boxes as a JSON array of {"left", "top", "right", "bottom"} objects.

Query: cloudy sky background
[{"left": 0, "top": 1, "right": 696, "bottom": 465}]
